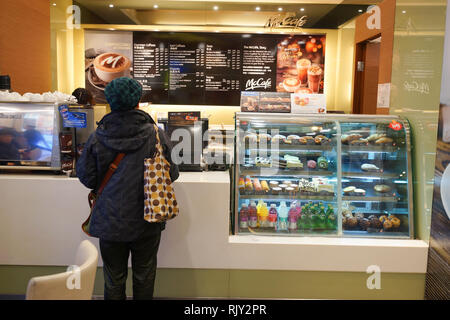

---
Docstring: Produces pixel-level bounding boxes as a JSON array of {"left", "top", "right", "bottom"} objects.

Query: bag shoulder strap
[{"left": 97, "top": 153, "right": 125, "bottom": 196}]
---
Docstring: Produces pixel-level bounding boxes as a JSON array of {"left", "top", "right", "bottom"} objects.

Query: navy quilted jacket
[{"left": 76, "top": 109, "right": 179, "bottom": 242}]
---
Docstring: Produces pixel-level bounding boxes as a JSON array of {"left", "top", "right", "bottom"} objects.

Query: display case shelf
[
  {"left": 342, "top": 196, "right": 399, "bottom": 202},
  {"left": 341, "top": 145, "right": 399, "bottom": 153},
  {"left": 239, "top": 194, "right": 335, "bottom": 201},
  {"left": 241, "top": 168, "right": 334, "bottom": 177},
  {"left": 341, "top": 171, "right": 399, "bottom": 179},
  {"left": 246, "top": 144, "right": 334, "bottom": 152}
]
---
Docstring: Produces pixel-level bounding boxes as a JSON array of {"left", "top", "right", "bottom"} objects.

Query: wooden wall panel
[
  {"left": 354, "top": 0, "right": 396, "bottom": 113},
  {"left": 0, "top": 0, "right": 51, "bottom": 94}
]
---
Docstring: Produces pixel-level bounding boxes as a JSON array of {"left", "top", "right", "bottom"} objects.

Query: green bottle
[
  {"left": 326, "top": 204, "right": 334, "bottom": 218},
  {"left": 302, "top": 214, "right": 311, "bottom": 230},
  {"left": 319, "top": 213, "right": 327, "bottom": 229},
  {"left": 327, "top": 214, "right": 337, "bottom": 230}
]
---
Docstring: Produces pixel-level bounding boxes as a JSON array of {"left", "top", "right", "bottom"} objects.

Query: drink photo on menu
[
  {"left": 276, "top": 35, "right": 325, "bottom": 95},
  {"left": 84, "top": 31, "right": 133, "bottom": 104}
]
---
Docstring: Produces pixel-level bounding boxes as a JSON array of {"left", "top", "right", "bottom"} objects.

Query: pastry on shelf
[
  {"left": 361, "top": 163, "right": 381, "bottom": 172},
  {"left": 346, "top": 216, "right": 358, "bottom": 228},
  {"left": 271, "top": 187, "right": 282, "bottom": 195},
  {"left": 253, "top": 178, "right": 262, "bottom": 192},
  {"left": 269, "top": 180, "right": 279, "bottom": 188},
  {"left": 374, "top": 184, "right": 392, "bottom": 193},
  {"left": 383, "top": 219, "right": 393, "bottom": 231},
  {"left": 374, "top": 137, "right": 394, "bottom": 145},
  {"left": 379, "top": 215, "right": 389, "bottom": 223},
  {"left": 261, "top": 180, "right": 269, "bottom": 192},
  {"left": 359, "top": 218, "right": 371, "bottom": 230},
  {"left": 317, "top": 184, "right": 334, "bottom": 195},
  {"left": 286, "top": 135, "right": 301, "bottom": 144},
  {"left": 317, "top": 156, "right": 328, "bottom": 169},
  {"left": 354, "top": 188, "right": 366, "bottom": 196},
  {"left": 390, "top": 217, "right": 401, "bottom": 228},
  {"left": 343, "top": 186, "right": 356, "bottom": 195},
  {"left": 367, "top": 133, "right": 386, "bottom": 143},
  {"left": 299, "top": 136, "right": 315, "bottom": 145},
  {"left": 286, "top": 187, "right": 296, "bottom": 195},
  {"left": 349, "top": 138, "right": 368, "bottom": 146},
  {"left": 245, "top": 176, "right": 253, "bottom": 191},
  {"left": 341, "top": 134, "right": 362, "bottom": 144},
  {"left": 271, "top": 134, "right": 287, "bottom": 144},
  {"left": 238, "top": 177, "right": 245, "bottom": 193},
  {"left": 284, "top": 155, "right": 303, "bottom": 168},
  {"left": 355, "top": 212, "right": 365, "bottom": 220},
  {"left": 255, "top": 157, "right": 272, "bottom": 167},
  {"left": 314, "top": 135, "right": 329, "bottom": 145},
  {"left": 299, "top": 178, "right": 317, "bottom": 193},
  {"left": 307, "top": 160, "right": 317, "bottom": 169},
  {"left": 370, "top": 217, "right": 383, "bottom": 229}
]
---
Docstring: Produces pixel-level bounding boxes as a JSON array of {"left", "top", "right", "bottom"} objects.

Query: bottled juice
[
  {"left": 245, "top": 176, "right": 253, "bottom": 191},
  {"left": 238, "top": 177, "right": 245, "bottom": 194},
  {"left": 258, "top": 202, "right": 269, "bottom": 228},
  {"left": 277, "top": 201, "right": 288, "bottom": 231},
  {"left": 248, "top": 201, "right": 258, "bottom": 228},
  {"left": 239, "top": 203, "right": 249, "bottom": 229},
  {"left": 288, "top": 203, "right": 299, "bottom": 231},
  {"left": 268, "top": 204, "right": 278, "bottom": 229}
]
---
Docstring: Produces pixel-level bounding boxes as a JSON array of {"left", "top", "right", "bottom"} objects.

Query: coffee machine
[{"left": 59, "top": 104, "right": 96, "bottom": 175}]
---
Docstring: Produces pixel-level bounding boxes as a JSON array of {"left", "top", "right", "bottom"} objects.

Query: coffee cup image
[{"left": 93, "top": 53, "right": 131, "bottom": 83}]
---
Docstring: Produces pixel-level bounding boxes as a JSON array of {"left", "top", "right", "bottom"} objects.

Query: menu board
[
  {"left": 85, "top": 31, "right": 326, "bottom": 106},
  {"left": 133, "top": 32, "right": 169, "bottom": 103}
]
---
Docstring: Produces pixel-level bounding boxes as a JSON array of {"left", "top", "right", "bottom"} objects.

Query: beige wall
[{"left": 0, "top": 0, "right": 51, "bottom": 94}]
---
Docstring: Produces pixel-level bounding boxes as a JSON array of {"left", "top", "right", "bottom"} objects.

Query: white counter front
[{"left": 0, "top": 172, "right": 428, "bottom": 274}]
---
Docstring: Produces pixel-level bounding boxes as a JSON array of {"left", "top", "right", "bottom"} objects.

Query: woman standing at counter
[{"left": 76, "top": 77, "right": 179, "bottom": 300}]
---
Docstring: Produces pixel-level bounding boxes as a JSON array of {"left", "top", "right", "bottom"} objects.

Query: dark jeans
[{"left": 99, "top": 229, "right": 162, "bottom": 300}]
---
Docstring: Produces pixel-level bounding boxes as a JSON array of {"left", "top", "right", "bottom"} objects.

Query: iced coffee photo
[
  {"left": 296, "top": 59, "right": 311, "bottom": 86},
  {"left": 307, "top": 64, "right": 323, "bottom": 94}
]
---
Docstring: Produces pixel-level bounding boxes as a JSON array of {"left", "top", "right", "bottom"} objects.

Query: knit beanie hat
[{"left": 104, "top": 77, "right": 142, "bottom": 111}]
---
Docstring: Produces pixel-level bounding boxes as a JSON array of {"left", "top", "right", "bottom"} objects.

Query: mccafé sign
[{"left": 264, "top": 12, "right": 308, "bottom": 31}]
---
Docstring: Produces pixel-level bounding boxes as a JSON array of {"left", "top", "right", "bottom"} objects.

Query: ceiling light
[
  {"left": 213, "top": 5, "right": 219, "bottom": 11},
  {"left": 358, "top": 9, "right": 363, "bottom": 13},
  {"left": 300, "top": 8, "right": 305, "bottom": 12},
  {"left": 52, "top": 3, "right": 56, "bottom": 6},
  {"left": 278, "top": 7, "right": 283, "bottom": 12},
  {"left": 109, "top": 4, "right": 114, "bottom": 8},
  {"left": 255, "top": 6, "right": 261, "bottom": 11},
  {"left": 402, "top": 10, "right": 406, "bottom": 14},
  {"left": 215, "top": 30, "right": 220, "bottom": 33},
  {"left": 153, "top": 4, "right": 158, "bottom": 9}
]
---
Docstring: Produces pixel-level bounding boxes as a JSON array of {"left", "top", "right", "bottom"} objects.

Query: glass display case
[{"left": 233, "top": 113, "right": 413, "bottom": 239}]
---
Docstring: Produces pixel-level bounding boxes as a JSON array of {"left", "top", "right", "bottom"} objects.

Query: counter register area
[{"left": 0, "top": 104, "right": 428, "bottom": 300}]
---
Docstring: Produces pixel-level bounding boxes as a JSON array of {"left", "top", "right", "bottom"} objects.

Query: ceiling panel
[{"left": 74, "top": 0, "right": 381, "bottom": 28}]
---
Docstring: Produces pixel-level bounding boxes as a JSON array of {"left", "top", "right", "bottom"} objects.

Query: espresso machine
[{"left": 59, "top": 104, "right": 96, "bottom": 175}]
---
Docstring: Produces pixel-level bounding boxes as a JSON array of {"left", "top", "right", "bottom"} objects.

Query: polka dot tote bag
[{"left": 144, "top": 125, "right": 179, "bottom": 223}]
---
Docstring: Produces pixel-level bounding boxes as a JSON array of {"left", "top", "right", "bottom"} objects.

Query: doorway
[{"left": 353, "top": 36, "right": 381, "bottom": 114}]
